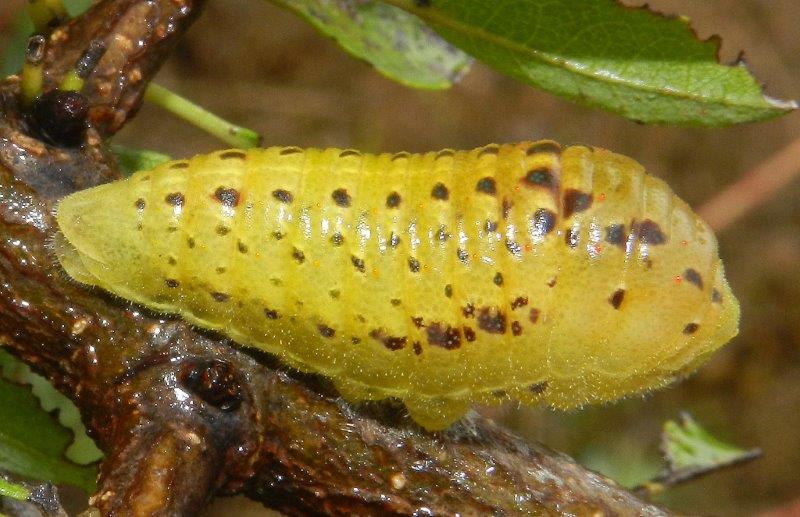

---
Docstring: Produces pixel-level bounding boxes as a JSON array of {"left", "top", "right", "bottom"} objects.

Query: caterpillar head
[{"left": 54, "top": 180, "right": 142, "bottom": 289}]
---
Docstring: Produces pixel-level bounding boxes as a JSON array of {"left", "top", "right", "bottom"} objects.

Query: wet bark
[{"left": 0, "top": 0, "right": 670, "bottom": 515}]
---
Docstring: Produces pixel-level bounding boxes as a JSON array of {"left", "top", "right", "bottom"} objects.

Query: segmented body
[{"left": 55, "top": 141, "right": 739, "bottom": 429}]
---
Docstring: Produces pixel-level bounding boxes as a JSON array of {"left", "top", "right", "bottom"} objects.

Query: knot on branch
[{"left": 180, "top": 359, "right": 243, "bottom": 411}]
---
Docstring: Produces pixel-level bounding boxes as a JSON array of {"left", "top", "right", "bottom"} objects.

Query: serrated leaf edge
[{"left": 388, "top": 0, "right": 797, "bottom": 117}]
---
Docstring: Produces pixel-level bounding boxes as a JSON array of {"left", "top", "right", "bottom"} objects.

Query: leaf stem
[
  {"left": 44, "top": 0, "right": 69, "bottom": 19},
  {"left": 143, "top": 83, "right": 262, "bottom": 149},
  {"left": 20, "top": 36, "right": 46, "bottom": 107},
  {"left": 0, "top": 478, "right": 30, "bottom": 501},
  {"left": 59, "top": 70, "right": 84, "bottom": 92},
  {"left": 27, "top": 0, "right": 68, "bottom": 32}
]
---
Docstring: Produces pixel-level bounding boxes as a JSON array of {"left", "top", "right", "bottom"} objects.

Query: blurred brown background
[{"left": 3, "top": 0, "right": 800, "bottom": 515}]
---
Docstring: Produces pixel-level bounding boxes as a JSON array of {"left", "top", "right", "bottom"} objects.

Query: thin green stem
[
  {"left": 20, "top": 62, "right": 43, "bottom": 107},
  {"left": 44, "top": 0, "right": 68, "bottom": 19},
  {"left": 27, "top": 0, "right": 67, "bottom": 32},
  {"left": 144, "top": 83, "right": 262, "bottom": 149},
  {"left": 59, "top": 70, "right": 84, "bottom": 92},
  {"left": 0, "top": 478, "right": 30, "bottom": 501},
  {"left": 28, "top": 0, "right": 54, "bottom": 32},
  {"left": 20, "top": 36, "right": 46, "bottom": 107}
]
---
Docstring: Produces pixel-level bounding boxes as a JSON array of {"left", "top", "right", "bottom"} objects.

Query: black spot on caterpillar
[
  {"left": 609, "top": 289, "right": 625, "bottom": 309},
  {"left": 683, "top": 268, "right": 704, "bottom": 289},
  {"left": 54, "top": 142, "right": 739, "bottom": 430}
]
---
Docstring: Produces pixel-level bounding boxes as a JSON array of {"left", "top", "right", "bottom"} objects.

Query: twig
[{"left": 698, "top": 135, "right": 800, "bottom": 232}]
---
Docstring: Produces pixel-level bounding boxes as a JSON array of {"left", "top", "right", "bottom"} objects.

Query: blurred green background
[{"left": 2, "top": 0, "right": 799, "bottom": 515}]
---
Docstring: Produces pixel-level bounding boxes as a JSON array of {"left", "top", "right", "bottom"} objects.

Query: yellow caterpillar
[{"left": 54, "top": 141, "right": 739, "bottom": 430}]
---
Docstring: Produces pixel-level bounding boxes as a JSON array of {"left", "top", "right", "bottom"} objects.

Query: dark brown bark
[{"left": 0, "top": 1, "right": 670, "bottom": 515}]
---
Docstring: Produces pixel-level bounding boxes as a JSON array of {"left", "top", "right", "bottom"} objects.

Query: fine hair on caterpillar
[{"left": 54, "top": 141, "right": 739, "bottom": 430}]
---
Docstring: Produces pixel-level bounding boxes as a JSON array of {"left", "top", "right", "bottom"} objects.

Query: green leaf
[
  {"left": 0, "top": 351, "right": 102, "bottom": 466},
  {"left": 0, "top": 17, "right": 31, "bottom": 78},
  {"left": 268, "top": 0, "right": 471, "bottom": 89},
  {"left": 385, "top": 0, "right": 796, "bottom": 126},
  {"left": 0, "top": 351, "right": 97, "bottom": 492},
  {"left": 111, "top": 144, "right": 172, "bottom": 175},
  {"left": 661, "top": 412, "right": 759, "bottom": 473},
  {"left": 631, "top": 413, "right": 760, "bottom": 497}
]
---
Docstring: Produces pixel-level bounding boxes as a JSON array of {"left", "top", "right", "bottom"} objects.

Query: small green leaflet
[
  {"left": 0, "top": 350, "right": 98, "bottom": 493},
  {"left": 111, "top": 144, "right": 172, "bottom": 175},
  {"left": 633, "top": 412, "right": 760, "bottom": 496},
  {"left": 661, "top": 412, "right": 760, "bottom": 475},
  {"left": 386, "top": 0, "right": 796, "bottom": 126},
  {"left": 268, "top": 0, "right": 472, "bottom": 89}
]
